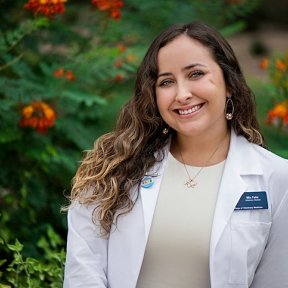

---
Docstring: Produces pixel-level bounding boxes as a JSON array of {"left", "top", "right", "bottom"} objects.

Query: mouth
[{"left": 176, "top": 103, "right": 204, "bottom": 115}]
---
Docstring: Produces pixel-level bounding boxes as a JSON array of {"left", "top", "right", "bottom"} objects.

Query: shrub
[{"left": 0, "top": 226, "right": 65, "bottom": 287}]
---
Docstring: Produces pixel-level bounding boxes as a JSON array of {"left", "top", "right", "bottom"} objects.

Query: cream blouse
[{"left": 136, "top": 153, "right": 226, "bottom": 288}]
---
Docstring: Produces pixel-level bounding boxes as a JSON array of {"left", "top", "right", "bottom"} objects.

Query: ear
[{"left": 225, "top": 87, "right": 232, "bottom": 98}]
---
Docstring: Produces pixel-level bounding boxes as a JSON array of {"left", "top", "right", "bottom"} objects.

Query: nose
[{"left": 175, "top": 83, "right": 193, "bottom": 103}]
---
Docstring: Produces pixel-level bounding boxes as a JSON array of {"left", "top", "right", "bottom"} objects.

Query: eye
[
  {"left": 158, "top": 79, "right": 174, "bottom": 87},
  {"left": 189, "top": 70, "right": 204, "bottom": 79}
]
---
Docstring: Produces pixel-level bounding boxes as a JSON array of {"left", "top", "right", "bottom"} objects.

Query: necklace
[{"left": 178, "top": 135, "right": 227, "bottom": 189}]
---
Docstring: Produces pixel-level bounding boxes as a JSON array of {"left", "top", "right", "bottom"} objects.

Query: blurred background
[{"left": 0, "top": 0, "right": 287, "bottom": 286}]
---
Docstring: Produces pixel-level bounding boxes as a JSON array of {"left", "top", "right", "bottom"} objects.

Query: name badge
[{"left": 235, "top": 191, "right": 268, "bottom": 210}]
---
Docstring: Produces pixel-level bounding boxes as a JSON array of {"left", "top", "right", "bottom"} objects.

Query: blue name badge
[{"left": 235, "top": 191, "right": 268, "bottom": 211}]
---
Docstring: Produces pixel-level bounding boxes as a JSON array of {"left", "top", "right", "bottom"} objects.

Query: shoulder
[
  {"left": 233, "top": 131, "right": 287, "bottom": 167},
  {"left": 244, "top": 141, "right": 288, "bottom": 193},
  {"left": 250, "top": 143, "right": 288, "bottom": 173},
  {"left": 231, "top": 131, "right": 288, "bottom": 181}
]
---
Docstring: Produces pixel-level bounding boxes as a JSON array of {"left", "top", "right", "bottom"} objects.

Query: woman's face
[{"left": 155, "top": 34, "right": 229, "bottom": 139}]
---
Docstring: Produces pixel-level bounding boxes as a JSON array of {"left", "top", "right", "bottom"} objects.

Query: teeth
[{"left": 179, "top": 104, "right": 201, "bottom": 115}]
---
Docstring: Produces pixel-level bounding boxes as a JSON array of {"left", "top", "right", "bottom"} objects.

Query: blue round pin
[{"left": 141, "top": 176, "right": 154, "bottom": 188}]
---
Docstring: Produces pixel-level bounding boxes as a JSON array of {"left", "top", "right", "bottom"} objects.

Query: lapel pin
[{"left": 141, "top": 176, "right": 154, "bottom": 188}]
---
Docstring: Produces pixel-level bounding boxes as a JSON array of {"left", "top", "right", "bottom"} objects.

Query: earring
[
  {"left": 162, "top": 127, "right": 169, "bottom": 135},
  {"left": 225, "top": 96, "right": 234, "bottom": 120}
]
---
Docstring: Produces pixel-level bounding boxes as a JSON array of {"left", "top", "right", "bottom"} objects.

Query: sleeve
[
  {"left": 250, "top": 188, "right": 288, "bottom": 288},
  {"left": 63, "top": 203, "right": 109, "bottom": 288}
]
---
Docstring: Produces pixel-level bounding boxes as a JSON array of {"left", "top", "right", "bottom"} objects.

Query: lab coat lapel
[
  {"left": 140, "top": 142, "right": 170, "bottom": 240},
  {"left": 140, "top": 174, "right": 162, "bottom": 241}
]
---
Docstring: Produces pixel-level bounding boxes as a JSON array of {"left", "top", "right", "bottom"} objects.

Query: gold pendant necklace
[{"left": 179, "top": 134, "right": 227, "bottom": 189}]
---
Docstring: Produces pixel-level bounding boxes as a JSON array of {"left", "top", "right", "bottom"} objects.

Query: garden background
[{"left": 0, "top": 0, "right": 287, "bottom": 287}]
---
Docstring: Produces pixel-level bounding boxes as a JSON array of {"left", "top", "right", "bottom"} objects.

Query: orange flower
[
  {"left": 110, "top": 9, "right": 121, "bottom": 19},
  {"left": 116, "top": 43, "right": 126, "bottom": 53},
  {"left": 126, "top": 53, "right": 137, "bottom": 63},
  {"left": 93, "top": 0, "right": 111, "bottom": 10},
  {"left": 272, "top": 102, "right": 288, "bottom": 118},
  {"left": 283, "top": 114, "right": 288, "bottom": 126},
  {"left": 20, "top": 101, "right": 56, "bottom": 133},
  {"left": 65, "top": 70, "right": 76, "bottom": 81},
  {"left": 91, "top": 0, "right": 124, "bottom": 19},
  {"left": 24, "top": 0, "right": 67, "bottom": 17},
  {"left": 259, "top": 58, "right": 269, "bottom": 70},
  {"left": 53, "top": 67, "right": 76, "bottom": 81},
  {"left": 266, "top": 102, "right": 288, "bottom": 126},
  {"left": 114, "top": 73, "right": 124, "bottom": 82},
  {"left": 22, "top": 105, "right": 34, "bottom": 118},
  {"left": 275, "top": 59, "right": 287, "bottom": 71},
  {"left": 53, "top": 67, "right": 65, "bottom": 78}
]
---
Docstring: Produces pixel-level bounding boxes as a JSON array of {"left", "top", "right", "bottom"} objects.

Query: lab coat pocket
[{"left": 228, "top": 221, "right": 271, "bottom": 285}]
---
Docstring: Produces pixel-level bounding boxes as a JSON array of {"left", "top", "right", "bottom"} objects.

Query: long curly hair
[{"left": 69, "top": 21, "right": 264, "bottom": 235}]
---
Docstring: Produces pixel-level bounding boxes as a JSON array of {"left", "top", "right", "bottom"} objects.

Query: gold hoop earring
[{"left": 225, "top": 97, "right": 234, "bottom": 120}]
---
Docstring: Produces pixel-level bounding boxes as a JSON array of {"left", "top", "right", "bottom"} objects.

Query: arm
[
  {"left": 250, "top": 189, "right": 288, "bottom": 288},
  {"left": 63, "top": 203, "right": 109, "bottom": 288}
]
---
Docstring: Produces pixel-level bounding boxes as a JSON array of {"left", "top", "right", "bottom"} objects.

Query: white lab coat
[{"left": 64, "top": 130, "right": 288, "bottom": 288}]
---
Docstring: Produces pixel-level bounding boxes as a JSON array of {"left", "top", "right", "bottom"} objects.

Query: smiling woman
[{"left": 63, "top": 22, "right": 288, "bottom": 288}]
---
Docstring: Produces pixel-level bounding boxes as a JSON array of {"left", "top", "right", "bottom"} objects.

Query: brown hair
[{"left": 69, "top": 21, "right": 264, "bottom": 235}]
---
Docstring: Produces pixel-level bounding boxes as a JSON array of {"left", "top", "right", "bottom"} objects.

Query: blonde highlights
[{"left": 69, "top": 91, "right": 168, "bottom": 235}]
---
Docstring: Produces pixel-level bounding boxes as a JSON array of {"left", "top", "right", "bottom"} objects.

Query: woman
[{"left": 63, "top": 22, "right": 288, "bottom": 288}]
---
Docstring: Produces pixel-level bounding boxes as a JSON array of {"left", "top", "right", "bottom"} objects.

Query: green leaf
[
  {"left": 0, "top": 128, "right": 22, "bottom": 143},
  {"left": 0, "top": 259, "right": 7, "bottom": 267},
  {"left": 0, "top": 283, "right": 12, "bottom": 288},
  {"left": 7, "top": 239, "right": 23, "bottom": 253},
  {"left": 56, "top": 117, "right": 97, "bottom": 150},
  {"left": 220, "top": 21, "right": 247, "bottom": 38},
  {"left": 62, "top": 91, "right": 107, "bottom": 107},
  {"left": 0, "top": 18, "right": 49, "bottom": 53}
]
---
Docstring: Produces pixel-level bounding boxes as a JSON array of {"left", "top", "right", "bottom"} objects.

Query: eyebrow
[{"left": 157, "top": 63, "right": 206, "bottom": 78}]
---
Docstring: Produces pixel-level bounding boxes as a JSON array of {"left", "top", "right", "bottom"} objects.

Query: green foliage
[
  {"left": 267, "top": 52, "right": 288, "bottom": 100},
  {"left": 0, "top": 0, "right": 264, "bottom": 284},
  {"left": 0, "top": 18, "right": 49, "bottom": 54},
  {"left": 249, "top": 78, "right": 288, "bottom": 158},
  {"left": 259, "top": 52, "right": 288, "bottom": 155},
  {"left": 0, "top": 227, "right": 64, "bottom": 287}
]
